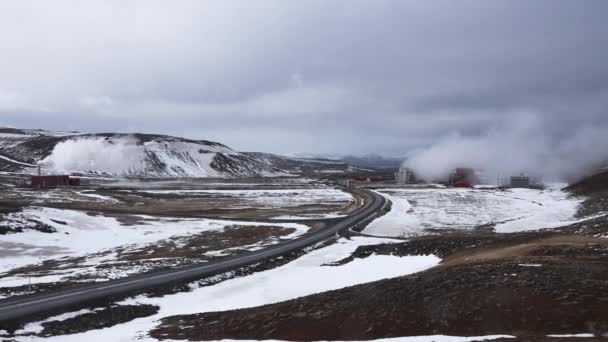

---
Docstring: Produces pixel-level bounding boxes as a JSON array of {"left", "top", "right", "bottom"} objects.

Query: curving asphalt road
[{"left": 0, "top": 188, "right": 385, "bottom": 323}]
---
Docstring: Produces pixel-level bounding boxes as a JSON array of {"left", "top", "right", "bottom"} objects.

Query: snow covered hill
[
  {"left": 287, "top": 152, "right": 403, "bottom": 169},
  {"left": 0, "top": 127, "right": 355, "bottom": 178},
  {"left": 243, "top": 152, "right": 350, "bottom": 173}
]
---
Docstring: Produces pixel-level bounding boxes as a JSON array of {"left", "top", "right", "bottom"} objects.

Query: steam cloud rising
[
  {"left": 42, "top": 137, "right": 145, "bottom": 175},
  {"left": 404, "top": 114, "right": 608, "bottom": 184}
]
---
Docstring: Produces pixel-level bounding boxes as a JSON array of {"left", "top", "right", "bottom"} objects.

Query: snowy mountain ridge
[{"left": 0, "top": 128, "right": 352, "bottom": 178}]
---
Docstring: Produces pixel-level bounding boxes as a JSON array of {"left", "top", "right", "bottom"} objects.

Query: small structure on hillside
[
  {"left": 31, "top": 164, "right": 80, "bottom": 189},
  {"left": 31, "top": 175, "right": 80, "bottom": 189},
  {"left": 449, "top": 168, "right": 476, "bottom": 188},
  {"left": 394, "top": 167, "right": 415, "bottom": 184},
  {"left": 510, "top": 173, "right": 531, "bottom": 188}
]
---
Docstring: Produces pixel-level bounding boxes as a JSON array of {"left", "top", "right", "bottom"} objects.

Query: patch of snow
[
  {"left": 474, "top": 184, "right": 497, "bottom": 189},
  {"left": 363, "top": 190, "right": 421, "bottom": 237},
  {"left": 1, "top": 274, "right": 67, "bottom": 288},
  {"left": 0, "top": 133, "right": 29, "bottom": 138},
  {"left": 271, "top": 213, "right": 346, "bottom": 220},
  {"left": 0, "top": 207, "right": 309, "bottom": 278},
  {"left": 518, "top": 263, "right": 542, "bottom": 267},
  {"left": 75, "top": 191, "right": 120, "bottom": 203},
  {"left": 0, "top": 154, "right": 36, "bottom": 167},
  {"left": 494, "top": 188, "right": 582, "bottom": 233},
  {"left": 364, "top": 188, "right": 582, "bottom": 237},
  {"left": 17, "top": 309, "right": 95, "bottom": 335},
  {"left": 546, "top": 333, "right": 595, "bottom": 338}
]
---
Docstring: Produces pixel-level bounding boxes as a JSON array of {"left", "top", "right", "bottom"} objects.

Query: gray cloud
[{"left": 0, "top": 0, "right": 607, "bottom": 162}]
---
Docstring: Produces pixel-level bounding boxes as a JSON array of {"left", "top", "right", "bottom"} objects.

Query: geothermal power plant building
[
  {"left": 395, "top": 168, "right": 415, "bottom": 184},
  {"left": 510, "top": 174, "right": 531, "bottom": 188}
]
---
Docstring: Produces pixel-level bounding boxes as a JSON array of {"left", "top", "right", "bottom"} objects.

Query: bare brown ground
[{"left": 441, "top": 234, "right": 608, "bottom": 267}]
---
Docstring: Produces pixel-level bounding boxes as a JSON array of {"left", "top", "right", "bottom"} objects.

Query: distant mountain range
[
  {"left": 341, "top": 154, "right": 403, "bottom": 169},
  {"left": 287, "top": 152, "right": 403, "bottom": 169},
  {"left": 0, "top": 127, "right": 376, "bottom": 178}
]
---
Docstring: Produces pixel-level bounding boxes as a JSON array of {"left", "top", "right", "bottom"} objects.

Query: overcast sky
[{"left": 0, "top": 0, "right": 606, "bottom": 155}]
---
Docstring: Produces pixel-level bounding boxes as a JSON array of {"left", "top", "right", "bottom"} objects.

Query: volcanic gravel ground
[
  {"left": 38, "top": 304, "right": 160, "bottom": 337},
  {"left": 330, "top": 231, "right": 557, "bottom": 265},
  {"left": 151, "top": 254, "right": 608, "bottom": 340}
]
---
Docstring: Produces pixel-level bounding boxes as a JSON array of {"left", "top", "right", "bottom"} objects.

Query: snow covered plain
[
  {"left": 11, "top": 236, "right": 441, "bottom": 341},
  {"left": 0, "top": 207, "right": 309, "bottom": 287},
  {"left": 364, "top": 187, "right": 583, "bottom": 237}
]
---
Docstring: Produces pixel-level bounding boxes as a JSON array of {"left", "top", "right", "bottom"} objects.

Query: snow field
[
  {"left": 364, "top": 188, "right": 583, "bottom": 237},
  {"left": 0, "top": 207, "right": 309, "bottom": 277}
]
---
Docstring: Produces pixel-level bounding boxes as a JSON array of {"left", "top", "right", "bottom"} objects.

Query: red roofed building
[{"left": 31, "top": 175, "right": 80, "bottom": 189}]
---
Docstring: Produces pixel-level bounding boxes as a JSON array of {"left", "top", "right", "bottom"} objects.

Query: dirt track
[{"left": 441, "top": 234, "right": 608, "bottom": 267}]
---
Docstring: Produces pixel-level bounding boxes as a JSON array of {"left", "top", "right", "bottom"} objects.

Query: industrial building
[
  {"left": 510, "top": 173, "right": 531, "bottom": 188},
  {"left": 449, "top": 168, "right": 476, "bottom": 188},
  {"left": 31, "top": 175, "right": 80, "bottom": 189},
  {"left": 394, "top": 167, "right": 415, "bottom": 184},
  {"left": 30, "top": 164, "right": 80, "bottom": 189}
]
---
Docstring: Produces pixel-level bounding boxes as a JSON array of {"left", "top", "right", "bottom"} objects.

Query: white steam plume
[
  {"left": 405, "top": 113, "right": 608, "bottom": 183},
  {"left": 42, "top": 137, "right": 145, "bottom": 174}
]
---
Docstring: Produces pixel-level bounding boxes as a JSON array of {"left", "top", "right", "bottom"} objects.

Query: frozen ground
[
  {"left": 364, "top": 187, "right": 583, "bottom": 237},
  {"left": 0, "top": 207, "right": 309, "bottom": 288},
  {"left": 12, "top": 236, "right": 441, "bottom": 341},
  {"left": 0, "top": 183, "right": 357, "bottom": 220},
  {"left": 0, "top": 178, "right": 362, "bottom": 296},
  {"left": 120, "top": 188, "right": 354, "bottom": 217}
]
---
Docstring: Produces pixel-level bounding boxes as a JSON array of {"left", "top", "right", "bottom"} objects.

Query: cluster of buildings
[{"left": 393, "top": 167, "right": 541, "bottom": 189}]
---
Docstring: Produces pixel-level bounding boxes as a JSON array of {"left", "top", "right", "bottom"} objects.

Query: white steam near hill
[
  {"left": 405, "top": 114, "right": 608, "bottom": 183},
  {"left": 37, "top": 135, "right": 277, "bottom": 177},
  {"left": 41, "top": 137, "right": 145, "bottom": 174}
]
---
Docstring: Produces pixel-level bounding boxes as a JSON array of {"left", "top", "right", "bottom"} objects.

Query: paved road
[{"left": 0, "top": 189, "right": 385, "bottom": 323}]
